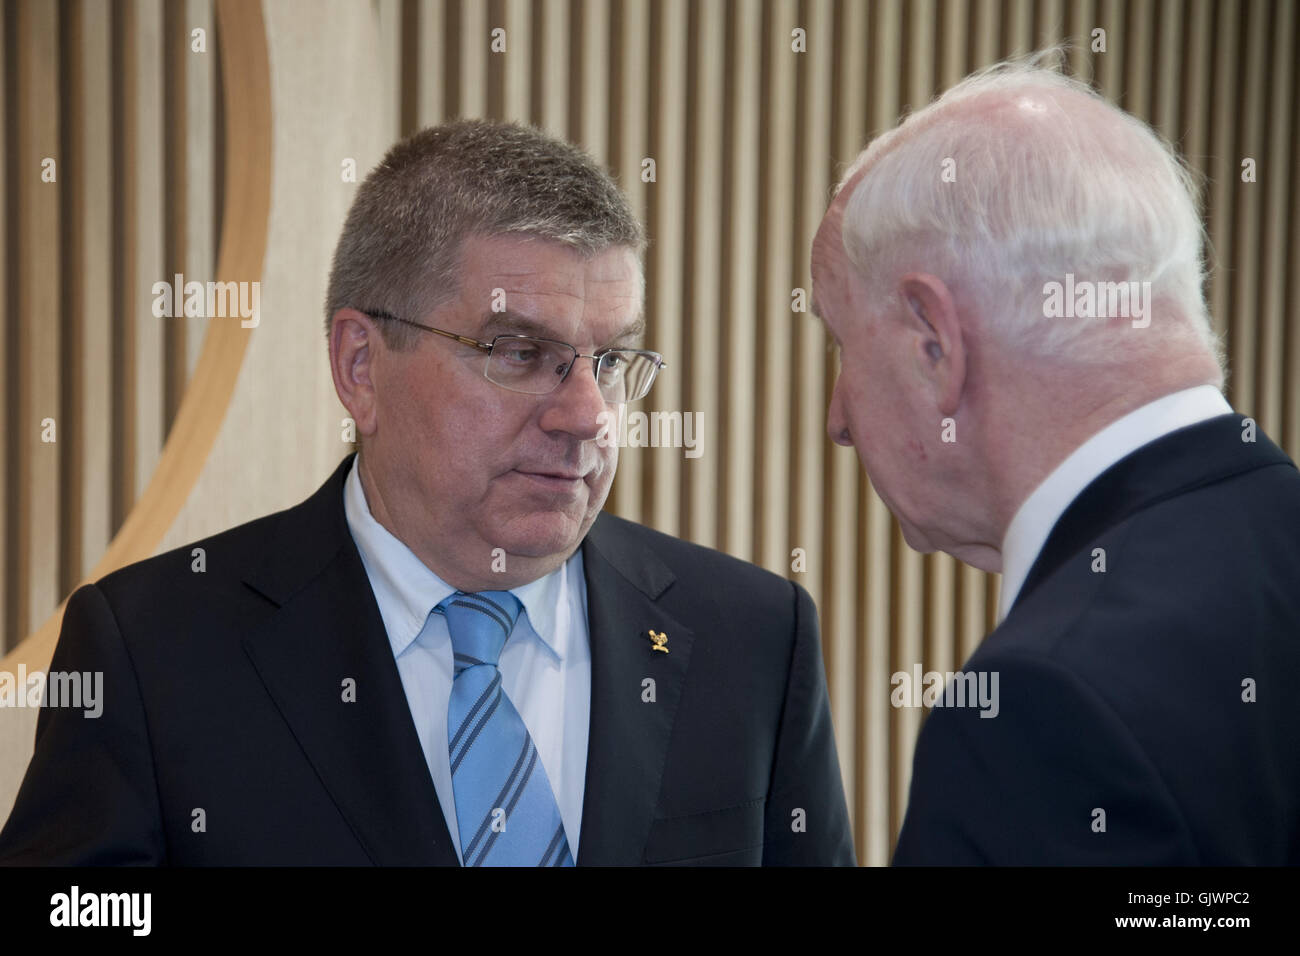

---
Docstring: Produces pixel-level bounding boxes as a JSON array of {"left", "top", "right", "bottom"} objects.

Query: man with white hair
[{"left": 812, "top": 56, "right": 1300, "bottom": 864}]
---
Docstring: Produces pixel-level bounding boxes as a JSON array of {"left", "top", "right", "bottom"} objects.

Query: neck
[{"left": 355, "top": 453, "right": 569, "bottom": 592}]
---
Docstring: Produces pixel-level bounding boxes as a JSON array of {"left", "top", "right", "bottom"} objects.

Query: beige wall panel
[
  {"left": 159, "top": 0, "right": 374, "bottom": 553},
  {"left": 131, "top": 0, "right": 165, "bottom": 505},
  {"left": 185, "top": 0, "right": 217, "bottom": 380},
  {"left": 15, "top": 0, "right": 61, "bottom": 642},
  {"left": 73, "top": 0, "right": 115, "bottom": 585}
]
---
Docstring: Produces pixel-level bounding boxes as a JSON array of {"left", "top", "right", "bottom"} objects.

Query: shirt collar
[
  {"left": 343, "top": 454, "right": 576, "bottom": 661},
  {"left": 997, "top": 385, "right": 1232, "bottom": 623}
]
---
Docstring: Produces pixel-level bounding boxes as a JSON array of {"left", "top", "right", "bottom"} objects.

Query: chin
[
  {"left": 897, "top": 519, "right": 938, "bottom": 555},
  {"left": 489, "top": 510, "right": 592, "bottom": 560}
]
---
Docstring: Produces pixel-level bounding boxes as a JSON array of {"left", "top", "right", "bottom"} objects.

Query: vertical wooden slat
[
  {"left": 756, "top": 0, "right": 796, "bottom": 575},
  {"left": 0, "top": 1, "right": 9, "bottom": 650},
  {"left": 500, "top": 0, "right": 530, "bottom": 122},
  {"left": 14, "top": 0, "right": 61, "bottom": 643},
  {"left": 131, "top": 0, "right": 164, "bottom": 507},
  {"left": 576, "top": 0, "right": 608, "bottom": 160},
  {"left": 458, "top": 0, "right": 487, "bottom": 118},
  {"left": 376, "top": 0, "right": 403, "bottom": 137},
  {"left": 1255, "top": 0, "right": 1290, "bottom": 438},
  {"left": 606, "top": 0, "right": 648, "bottom": 524},
  {"left": 536, "top": 0, "right": 567, "bottom": 138},
  {"left": 163, "top": 0, "right": 188, "bottom": 435},
  {"left": 1121, "top": 0, "right": 1155, "bottom": 119},
  {"left": 830, "top": 0, "right": 869, "bottom": 866},
  {"left": 793, "top": 0, "right": 830, "bottom": 617},
  {"left": 683, "top": 0, "right": 721, "bottom": 551},
  {"left": 184, "top": 0, "right": 215, "bottom": 380},
  {"left": 1151, "top": 0, "right": 1182, "bottom": 144},
  {"left": 1228, "top": 1, "right": 1266, "bottom": 418},
  {"left": 644, "top": 0, "right": 684, "bottom": 537},
  {"left": 417, "top": 0, "right": 445, "bottom": 128},
  {"left": 793, "top": 0, "right": 837, "bottom": 839},
  {"left": 1287, "top": 4, "right": 1300, "bottom": 457},
  {"left": 720, "top": 0, "right": 759, "bottom": 563},
  {"left": 71, "top": 0, "right": 112, "bottom": 588}
]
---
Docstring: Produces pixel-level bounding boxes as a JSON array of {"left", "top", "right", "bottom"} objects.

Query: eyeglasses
[{"left": 360, "top": 309, "right": 666, "bottom": 404}]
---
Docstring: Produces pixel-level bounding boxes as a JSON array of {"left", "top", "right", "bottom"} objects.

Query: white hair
[{"left": 837, "top": 50, "right": 1224, "bottom": 379}]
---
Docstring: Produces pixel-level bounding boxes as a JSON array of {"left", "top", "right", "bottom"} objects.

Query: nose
[
  {"left": 537, "top": 355, "right": 607, "bottom": 440},
  {"left": 827, "top": 376, "right": 854, "bottom": 447}
]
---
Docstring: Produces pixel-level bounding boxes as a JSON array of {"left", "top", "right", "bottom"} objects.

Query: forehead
[{"left": 458, "top": 234, "right": 640, "bottom": 311}]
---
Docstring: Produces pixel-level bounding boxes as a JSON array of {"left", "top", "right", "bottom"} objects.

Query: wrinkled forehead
[{"left": 461, "top": 240, "right": 645, "bottom": 343}]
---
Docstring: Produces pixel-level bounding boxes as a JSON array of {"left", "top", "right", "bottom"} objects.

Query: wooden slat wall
[
  {"left": 1, "top": 0, "right": 219, "bottom": 647},
  {"left": 3, "top": 0, "right": 1297, "bottom": 866}
]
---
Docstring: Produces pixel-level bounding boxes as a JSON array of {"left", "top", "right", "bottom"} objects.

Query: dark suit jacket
[
  {"left": 893, "top": 414, "right": 1300, "bottom": 864},
  {"left": 0, "top": 455, "right": 855, "bottom": 866}
]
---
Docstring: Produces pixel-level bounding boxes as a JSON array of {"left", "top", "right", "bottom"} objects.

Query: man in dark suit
[
  {"left": 0, "top": 120, "right": 854, "bottom": 866},
  {"left": 811, "top": 58, "right": 1300, "bottom": 864}
]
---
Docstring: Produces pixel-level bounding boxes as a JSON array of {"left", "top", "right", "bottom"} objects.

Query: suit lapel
[
  {"left": 240, "top": 455, "right": 459, "bottom": 866},
  {"left": 576, "top": 515, "right": 694, "bottom": 865},
  {"left": 1014, "top": 413, "right": 1293, "bottom": 611}
]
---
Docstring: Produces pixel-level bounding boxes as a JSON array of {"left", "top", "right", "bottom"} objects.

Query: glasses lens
[
  {"left": 598, "top": 351, "right": 661, "bottom": 403},
  {"left": 486, "top": 337, "right": 576, "bottom": 394}
]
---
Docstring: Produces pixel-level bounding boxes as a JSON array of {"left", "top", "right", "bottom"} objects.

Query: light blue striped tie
[{"left": 440, "top": 591, "right": 574, "bottom": 867}]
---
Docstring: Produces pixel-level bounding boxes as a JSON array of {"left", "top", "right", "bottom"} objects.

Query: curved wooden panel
[{"left": 0, "top": 0, "right": 272, "bottom": 675}]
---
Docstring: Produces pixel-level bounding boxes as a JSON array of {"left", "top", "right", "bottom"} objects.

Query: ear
[
  {"left": 897, "top": 273, "right": 966, "bottom": 416},
  {"left": 329, "top": 308, "right": 382, "bottom": 438}
]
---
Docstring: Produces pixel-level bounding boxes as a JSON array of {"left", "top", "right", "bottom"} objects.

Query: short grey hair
[
  {"left": 837, "top": 49, "right": 1223, "bottom": 381},
  {"left": 325, "top": 119, "right": 646, "bottom": 349}
]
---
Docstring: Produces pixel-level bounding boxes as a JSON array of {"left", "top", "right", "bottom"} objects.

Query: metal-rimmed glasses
[{"left": 360, "top": 309, "right": 666, "bottom": 404}]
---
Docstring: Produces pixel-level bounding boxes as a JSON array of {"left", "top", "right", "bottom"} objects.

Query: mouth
[{"left": 513, "top": 469, "right": 589, "bottom": 492}]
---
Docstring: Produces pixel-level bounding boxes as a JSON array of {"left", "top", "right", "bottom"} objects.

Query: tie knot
[{"left": 439, "top": 591, "right": 522, "bottom": 671}]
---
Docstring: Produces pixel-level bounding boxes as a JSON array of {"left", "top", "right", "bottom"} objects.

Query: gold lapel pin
[{"left": 649, "top": 630, "right": 669, "bottom": 654}]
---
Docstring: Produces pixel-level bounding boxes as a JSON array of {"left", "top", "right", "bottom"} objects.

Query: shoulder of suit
[
  {"left": 94, "top": 497, "right": 303, "bottom": 597},
  {"left": 591, "top": 511, "right": 802, "bottom": 597}
]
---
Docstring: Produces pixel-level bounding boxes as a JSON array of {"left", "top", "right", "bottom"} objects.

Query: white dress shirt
[
  {"left": 342, "top": 455, "right": 592, "bottom": 863},
  {"left": 998, "top": 385, "right": 1233, "bottom": 622}
]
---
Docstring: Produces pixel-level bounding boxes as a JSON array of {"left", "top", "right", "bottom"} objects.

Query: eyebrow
[{"left": 476, "top": 310, "right": 647, "bottom": 348}]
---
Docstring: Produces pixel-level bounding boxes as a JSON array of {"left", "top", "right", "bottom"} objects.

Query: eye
[{"left": 496, "top": 343, "right": 542, "bottom": 365}]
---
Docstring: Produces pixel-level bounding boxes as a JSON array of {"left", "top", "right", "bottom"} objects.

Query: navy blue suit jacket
[
  {"left": 893, "top": 414, "right": 1300, "bottom": 864},
  {"left": 0, "top": 455, "right": 855, "bottom": 866}
]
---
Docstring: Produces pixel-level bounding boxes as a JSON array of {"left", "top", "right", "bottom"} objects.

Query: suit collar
[
  {"left": 240, "top": 454, "right": 460, "bottom": 865},
  {"left": 999, "top": 386, "right": 1232, "bottom": 619},
  {"left": 238, "top": 458, "right": 696, "bottom": 866},
  {"left": 1011, "top": 414, "right": 1294, "bottom": 615},
  {"left": 577, "top": 513, "right": 693, "bottom": 864}
]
